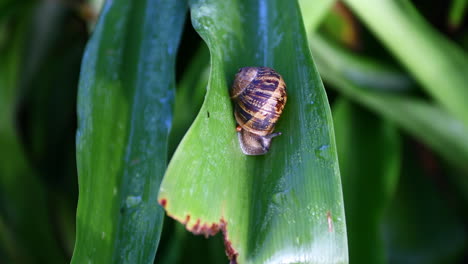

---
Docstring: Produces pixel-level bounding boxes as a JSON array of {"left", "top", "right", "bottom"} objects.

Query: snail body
[{"left": 230, "top": 67, "right": 287, "bottom": 155}]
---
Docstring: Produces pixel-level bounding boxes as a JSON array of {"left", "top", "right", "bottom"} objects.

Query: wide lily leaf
[
  {"left": 71, "top": 0, "right": 186, "bottom": 263},
  {"left": 333, "top": 99, "right": 401, "bottom": 264},
  {"left": 159, "top": 0, "right": 348, "bottom": 263},
  {"left": 343, "top": 0, "right": 468, "bottom": 127}
]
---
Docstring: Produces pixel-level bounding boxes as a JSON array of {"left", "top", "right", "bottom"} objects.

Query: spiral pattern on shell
[{"left": 231, "top": 67, "right": 287, "bottom": 137}]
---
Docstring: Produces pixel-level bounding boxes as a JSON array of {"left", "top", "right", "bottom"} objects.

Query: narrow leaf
[
  {"left": 307, "top": 37, "right": 414, "bottom": 92},
  {"left": 310, "top": 35, "right": 468, "bottom": 174},
  {"left": 343, "top": 0, "right": 468, "bottom": 127},
  {"left": 300, "top": 0, "right": 413, "bottom": 92},
  {"left": 72, "top": 0, "right": 186, "bottom": 263}
]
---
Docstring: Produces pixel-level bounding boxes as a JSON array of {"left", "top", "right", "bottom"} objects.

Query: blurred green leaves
[
  {"left": 333, "top": 99, "right": 401, "bottom": 264},
  {"left": 159, "top": 0, "right": 347, "bottom": 263},
  {"left": 72, "top": 0, "right": 186, "bottom": 263},
  {"left": 0, "top": 2, "right": 81, "bottom": 263},
  {"left": 343, "top": 0, "right": 468, "bottom": 127},
  {"left": 310, "top": 35, "right": 468, "bottom": 174}
]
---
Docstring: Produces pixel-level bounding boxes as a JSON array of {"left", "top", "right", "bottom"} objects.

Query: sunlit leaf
[{"left": 159, "top": 0, "right": 348, "bottom": 263}]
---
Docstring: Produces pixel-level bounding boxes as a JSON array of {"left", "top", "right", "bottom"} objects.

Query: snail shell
[{"left": 231, "top": 67, "right": 287, "bottom": 155}]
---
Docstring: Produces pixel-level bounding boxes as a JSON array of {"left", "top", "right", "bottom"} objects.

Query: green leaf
[
  {"left": 159, "top": 0, "right": 348, "bottom": 263},
  {"left": 71, "top": 0, "right": 186, "bottom": 263},
  {"left": 333, "top": 99, "right": 401, "bottom": 264},
  {"left": 310, "top": 35, "right": 468, "bottom": 177},
  {"left": 343, "top": 0, "right": 468, "bottom": 127}
]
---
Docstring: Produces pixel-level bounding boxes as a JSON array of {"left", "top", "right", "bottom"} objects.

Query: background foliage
[{"left": 1, "top": 0, "right": 468, "bottom": 263}]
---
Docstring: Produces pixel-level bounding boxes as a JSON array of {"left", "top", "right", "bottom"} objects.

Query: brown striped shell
[{"left": 230, "top": 67, "right": 287, "bottom": 155}]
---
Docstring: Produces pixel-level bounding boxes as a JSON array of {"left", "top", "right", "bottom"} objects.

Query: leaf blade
[
  {"left": 159, "top": 0, "right": 348, "bottom": 263},
  {"left": 71, "top": 0, "right": 187, "bottom": 263}
]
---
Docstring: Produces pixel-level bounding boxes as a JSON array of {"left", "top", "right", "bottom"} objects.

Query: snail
[{"left": 230, "top": 67, "right": 287, "bottom": 155}]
